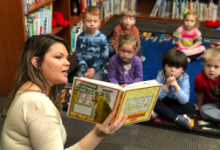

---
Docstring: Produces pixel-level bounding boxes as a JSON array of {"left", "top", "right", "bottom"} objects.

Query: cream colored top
[{"left": 0, "top": 91, "right": 81, "bottom": 150}]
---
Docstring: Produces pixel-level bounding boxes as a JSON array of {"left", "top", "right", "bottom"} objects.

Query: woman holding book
[{"left": 0, "top": 34, "right": 127, "bottom": 150}]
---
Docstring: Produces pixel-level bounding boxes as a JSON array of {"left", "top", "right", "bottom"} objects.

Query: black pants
[
  {"left": 154, "top": 97, "right": 196, "bottom": 121},
  {"left": 188, "top": 52, "right": 203, "bottom": 62}
]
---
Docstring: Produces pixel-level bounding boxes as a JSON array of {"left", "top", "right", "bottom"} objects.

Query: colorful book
[{"left": 67, "top": 77, "right": 162, "bottom": 125}]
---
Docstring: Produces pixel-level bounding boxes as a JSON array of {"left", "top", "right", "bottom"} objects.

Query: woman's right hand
[{"left": 93, "top": 112, "right": 128, "bottom": 137}]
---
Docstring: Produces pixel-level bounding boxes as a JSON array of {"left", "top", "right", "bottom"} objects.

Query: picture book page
[
  {"left": 67, "top": 78, "right": 121, "bottom": 124},
  {"left": 79, "top": 77, "right": 122, "bottom": 90},
  {"left": 124, "top": 80, "right": 160, "bottom": 90},
  {"left": 119, "top": 85, "right": 162, "bottom": 125}
]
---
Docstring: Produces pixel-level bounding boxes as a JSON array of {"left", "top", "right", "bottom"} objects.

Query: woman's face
[{"left": 40, "top": 42, "right": 70, "bottom": 86}]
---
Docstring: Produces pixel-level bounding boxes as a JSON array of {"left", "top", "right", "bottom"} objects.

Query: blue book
[{"left": 159, "top": 34, "right": 166, "bottom": 42}]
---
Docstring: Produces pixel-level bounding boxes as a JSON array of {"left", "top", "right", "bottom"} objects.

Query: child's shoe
[
  {"left": 177, "top": 114, "right": 191, "bottom": 130},
  {"left": 150, "top": 111, "right": 160, "bottom": 120},
  {"left": 141, "top": 56, "right": 146, "bottom": 62}
]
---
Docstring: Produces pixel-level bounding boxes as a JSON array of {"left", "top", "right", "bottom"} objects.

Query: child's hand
[
  {"left": 194, "top": 103, "right": 199, "bottom": 111},
  {"left": 165, "top": 74, "right": 175, "bottom": 87},
  {"left": 169, "top": 74, "right": 180, "bottom": 92},
  {"left": 87, "top": 68, "right": 95, "bottom": 78},
  {"left": 84, "top": 71, "right": 90, "bottom": 78},
  {"left": 121, "top": 84, "right": 128, "bottom": 88}
]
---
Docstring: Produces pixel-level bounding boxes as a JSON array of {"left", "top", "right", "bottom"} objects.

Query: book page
[
  {"left": 118, "top": 85, "right": 162, "bottom": 125},
  {"left": 124, "top": 80, "right": 160, "bottom": 90},
  {"left": 79, "top": 77, "right": 122, "bottom": 89},
  {"left": 67, "top": 78, "right": 121, "bottom": 124}
]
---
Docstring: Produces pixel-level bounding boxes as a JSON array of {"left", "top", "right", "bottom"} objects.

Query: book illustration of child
[
  {"left": 152, "top": 48, "right": 196, "bottom": 130},
  {"left": 107, "top": 34, "right": 143, "bottom": 88},
  {"left": 173, "top": 10, "right": 205, "bottom": 63},
  {"left": 110, "top": 8, "right": 145, "bottom": 62},
  {"left": 75, "top": 6, "right": 109, "bottom": 81},
  {"left": 194, "top": 48, "right": 220, "bottom": 122},
  {"left": 90, "top": 92, "right": 112, "bottom": 123}
]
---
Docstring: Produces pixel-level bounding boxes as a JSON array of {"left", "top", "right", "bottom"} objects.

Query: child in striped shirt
[{"left": 173, "top": 10, "right": 205, "bottom": 63}]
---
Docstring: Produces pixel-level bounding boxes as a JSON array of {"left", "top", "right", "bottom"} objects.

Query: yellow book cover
[{"left": 67, "top": 77, "right": 162, "bottom": 125}]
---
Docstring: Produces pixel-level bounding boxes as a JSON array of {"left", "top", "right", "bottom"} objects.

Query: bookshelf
[
  {"left": 136, "top": 0, "right": 211, "bottom": 25},
  {"left": 0, "top": 0, "right": 113, "bottom": 97}
]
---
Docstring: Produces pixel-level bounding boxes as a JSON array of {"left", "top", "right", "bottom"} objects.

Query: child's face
[
  {"left": 119, "top": 43, "right": 136, "bottom": 63},
  {"left": 83, "top": 13, "right": 100, "bottom": 34},
  {"left": 204, "top": 59, "right": 220, "bottom": 81},
  {"left": 183, "top": 14, "right": 196, "bottom": 31},
  {"left": 120, "top": 16, "right": 135, "bottom": 31},
  {"left": 164, "top": 64, "right": 184, "bottom": 79}
]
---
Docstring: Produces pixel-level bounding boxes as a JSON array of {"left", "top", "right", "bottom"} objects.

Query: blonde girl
[{"left": 173, "top": 10, "right": 205, "bottom": 63}]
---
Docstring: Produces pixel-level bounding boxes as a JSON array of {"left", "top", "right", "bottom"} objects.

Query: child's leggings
[
  {"left": 154, "top": 97, "right": 196, "bottom": 121},
  {"left": 200, "top": 103, "right": 220, "bottom": 122},
  {"left": 178, "top": 45, "right": 205, "bottom": 62}
]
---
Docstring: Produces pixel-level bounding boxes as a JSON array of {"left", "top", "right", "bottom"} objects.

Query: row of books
[
  {"left": 23, "top": 0, "right": 43, "bottom": 14},
  {"left": 25, "top": 3, "right": 53, "bottom": 39},
  {"left": 150, "top": 0, "right": 172, "bottom": 18},
  {"left": 151, "top": 0, "right": 220, "bottom": 21},
  {"left": 172, "top": 0, "right": 220, "bottom": 21},
  {"left": 71, "top": 20, "right": 84, "bottom": 54}
]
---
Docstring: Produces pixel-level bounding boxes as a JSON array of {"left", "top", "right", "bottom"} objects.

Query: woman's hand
[{"left": 93, "top": 112, "right": 128, "bottom": 137}]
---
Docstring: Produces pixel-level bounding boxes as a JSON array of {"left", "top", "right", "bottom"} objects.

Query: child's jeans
[
  {"left": 108, "top": 44, "right": 115, "bottom": 58},
  {"left": 154, "top": 97, "right": 196, "bottom": 121},
  {"left": 77, "top": 68, "right": 105, "bottom": 81}
]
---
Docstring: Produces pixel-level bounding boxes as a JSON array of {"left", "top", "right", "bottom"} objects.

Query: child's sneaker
[
  {"left": 141, "top": 56, "right": 145, "bottom": 62},
  {"left": 177, "top": 114, "right": 191, "bottom": 130},
  {"left": 150, "top": 111, "right": 160, "bottom": 120}
]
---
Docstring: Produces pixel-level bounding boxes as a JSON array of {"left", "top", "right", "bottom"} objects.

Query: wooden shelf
[
  {"left": 52, "top": 26, "right": 64, "bottom": 35},
  {"left": 26, "top": 0, "right": 55, "bottom": 15},
  {"left": 99, "top": 15, "right": 114, "bottom": 30},
  {"left": 70, "top": 13, "right": 83, "bottom": 27}
]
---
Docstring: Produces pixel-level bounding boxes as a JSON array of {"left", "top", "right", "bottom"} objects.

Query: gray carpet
[{"left": 0, "top": 95, "right": 220, "bottom": 149}]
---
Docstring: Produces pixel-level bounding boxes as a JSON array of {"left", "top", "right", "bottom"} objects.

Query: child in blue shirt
[
  {"left": 152, "top": 48, "right": 196, "bottom": 130},
  {"left": 75, "top": 6, "right": 109, "bottom": 81}
]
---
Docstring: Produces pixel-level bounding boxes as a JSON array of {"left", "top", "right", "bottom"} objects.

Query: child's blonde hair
[
  {"left": 83, "top": 6, "right": 100, "bottom": 19},
  {"left": 203, "top": 48, "right": 220, "bottom": 62},
  {"left": 120, "top": 8, "right": 136, "bottom": 19},
  {"left": 118, "top": 34, "right": 139, "bottom": 51},
  {"left": 183, "top": 10, "right": 200, "bottom": 28}
]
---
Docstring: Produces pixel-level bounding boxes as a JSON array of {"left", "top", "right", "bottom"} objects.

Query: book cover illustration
[
  {"left": 118, "top": 85, "right": 161, "bottom": 125},
  {"left": 67, "top": 79, "right": 120, "bottom": 124}
]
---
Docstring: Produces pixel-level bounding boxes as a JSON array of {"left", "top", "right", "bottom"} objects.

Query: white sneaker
[
  {"left": 187, "top": 58, "right": 191, "bottom": 63},
  {"left": 141, "top": 56, "right": 145, "bottom": 62}
]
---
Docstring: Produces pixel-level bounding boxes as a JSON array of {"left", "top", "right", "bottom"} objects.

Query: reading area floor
[{"left": 1, "top": 19, "right": 220, "bottom": 149}]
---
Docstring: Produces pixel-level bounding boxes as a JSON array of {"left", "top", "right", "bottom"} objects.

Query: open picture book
[{"left": 67, "top": 77, "right": 162, "bottom": 125}]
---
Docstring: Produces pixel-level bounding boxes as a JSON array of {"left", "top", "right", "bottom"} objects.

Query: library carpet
[{"left": 139, "top": 32, "right": 220, "bottom": 139}]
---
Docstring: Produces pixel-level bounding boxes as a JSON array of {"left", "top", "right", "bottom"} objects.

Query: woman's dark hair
[
  {"left": 2, "top": 34, "right": 70, "bottom": 117},
  {"left": 162, "top": 48, "right": 188, "bottom": 71}
]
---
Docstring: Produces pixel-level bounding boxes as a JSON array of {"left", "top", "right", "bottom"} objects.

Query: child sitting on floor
[
  {"left": 110, "top": 8, "right": 145, "bottom": 62},
  {"left": 107, "top": 34, "right": 143, "bottom": 88},
  {"left": 173, "top": 10, "right": 205, "bottom": 63},
  {"left": 194, "top": 48, "right": 220, "bottom": 122},
  {"left": 152, "top": 48, "right": 196, "bottom": 130},
  {"left": 75, "top": 6, "right": 109, "bottom": 81}
]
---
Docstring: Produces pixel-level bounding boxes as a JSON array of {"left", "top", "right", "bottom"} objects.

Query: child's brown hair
[
  {"left": 203, "top": 47, "right": 220, "bottom": 62},
  {"left": 162, "top": 48, "right": 188, "bottom": 71},
  {"left": 183, "top": 10, "right": 200, "bottom": 28},
  {"left": 120, "top": 8, "right": 136, "bottom": 19},
  {"left": 83, "top": 6, "right": 100, "bottom": 19},
  {"left": 118, "top": 34, "right": 139, "bottom": 52}
]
